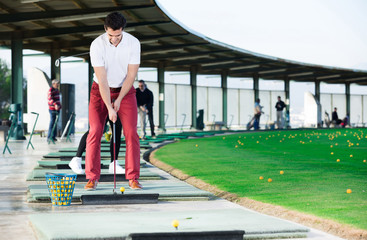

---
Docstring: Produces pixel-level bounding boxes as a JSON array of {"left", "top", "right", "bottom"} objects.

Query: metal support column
[
  {"left": 346, "top": 82, "right": 350, "bottom": 116},
  {"left": 157, "top": 62, "right": 165, "bottom": 131},
  {"left": 253, "top": 73, "right": 259, "bottom": 101},
  {"left": 11, "top": 31, "right": 26, "bottom": 140},
  {"left": 190, "top": 66, "right": 198, "bottom": 129},
  {"left": 284, "top": 77, "right": 290, "bottom": 110},
  {"left": 221, "top": 71, "right": 228, "bottom": 127},
  {"left": 315, "top": 80, "right": 320, "bottom": 103}
]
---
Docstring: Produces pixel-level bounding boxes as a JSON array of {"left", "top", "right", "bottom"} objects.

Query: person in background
[
  {"left": 341, "top": 113, "right": 349, "bottom": 128},
  {"left": 254, "top": 98, "right": 263, "bottom": 130},
  {"left": 332, "top": 107, "right": 342, "bottom": 125},
  {"left": 136, "top": 80, "right": 155, "bottom": 139},
  {"left": 68, "top": 117, "right": 124, "bottom": 175},
  {"left": 47, "top": 79, "right": 61, "bottom": 142},
  {"left": 275, "top": 96, "right": 286, "bottom": 129}
]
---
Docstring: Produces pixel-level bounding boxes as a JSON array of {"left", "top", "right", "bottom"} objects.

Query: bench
[{"left": 205, "top": 121, "right": 225, "bottom": 130}]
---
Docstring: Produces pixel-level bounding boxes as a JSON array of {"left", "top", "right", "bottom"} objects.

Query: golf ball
[
  {"left": 172, "top": 219, "right": 179, "bottom": 229},
  {"left": 346, "top": 189, "right": 352, "bottom": 194},
  {"left": 120, "top": 187, "right": 125, "bottom": 193}
]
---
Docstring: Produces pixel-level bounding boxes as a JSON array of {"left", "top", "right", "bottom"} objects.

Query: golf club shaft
[{"left": 113, "top": 122, "right": 116, "bottom": 191}]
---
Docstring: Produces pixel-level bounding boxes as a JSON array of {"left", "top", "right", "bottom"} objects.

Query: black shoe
[{"left": 52, "top": 138, "right": 57, "bottom": 142}]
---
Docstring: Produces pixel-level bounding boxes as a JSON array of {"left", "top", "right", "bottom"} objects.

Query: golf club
[{"left": 54, "top": 52, "right": 89, "bottom": 67}]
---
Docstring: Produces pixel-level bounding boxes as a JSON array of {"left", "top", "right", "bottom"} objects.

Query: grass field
[{"left": 154, "top": 128, "right": 367, "bottom": 230}]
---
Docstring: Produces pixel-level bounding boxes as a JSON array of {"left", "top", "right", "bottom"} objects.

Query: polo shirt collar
[{"left": 103, "top": 31, "right": 125, "bottom": 47}]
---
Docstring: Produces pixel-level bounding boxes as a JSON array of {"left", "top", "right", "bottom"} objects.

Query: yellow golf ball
[
  {"left": 331, "top": 152, "right": 334, "bottom": 155},
  {"left": 350, "top": 155, "right": 353, "bottom": 158},
  {"left": 268, "top": 178, "right": 272, "bottom": 183},
  {"left": 363, "top": 160, "right": 366, "bottom": 163},
  {"left": 195, "top": 144, "right": 198, "bottom": 147},
  {"left": 336, "top": 159, "right": 340, "bottom": 162},
  {"left": 172, "top": 219, "right": 179, "bottom": 229},
  {"left": 346, "top": 189, "right": 352, "bottom": 194},
  {"left": 120, "top": 187, "right": 125, "bottom": 193},
  {"left": 259, "top": 176, "right": 264, "bottom": 180},
  {"left": 280, "top": 170, "right": 284, "bottom": 175}
]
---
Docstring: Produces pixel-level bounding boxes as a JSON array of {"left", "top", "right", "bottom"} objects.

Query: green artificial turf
[{"left": 154, "top": 128, "right": 367, "bottom": 230}]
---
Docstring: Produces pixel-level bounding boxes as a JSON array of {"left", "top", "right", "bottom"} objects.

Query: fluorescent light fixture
[
  {"left": 52, "top": 13, "right": 107, "bottom": 23},
  {"left": 201, "top": 61, "right": 236, "bottom": 67},
  {"left": 169, "top": 72, "right": 189, "bottom": 76},
  {"left": 345, "top": 77, "right": 367, "bottom": 82},
  {"left": 205, "top": 75, "right": 220, "bottom": 78},
  {"left": 140, "top": 39, "right": 158, "bottom": 44},
  {"left": 142, "top": 48, "right": 185, "bottom": 55},
  {"left": 316, "top": 74, "right": 341, "bottom": 80},
  {"left": 288, "top": 72, "right": 313, "bottom": 77},
  {"left": 83, "top": 32, "right": 104, "bottom": 37},
  {"left": 124, "top": 28, "right": 136, "bottom": 33},
  {"left": 172, "top": 55, "right": 210, "bottom": 61},
  {"left": 230, "top": 64, "right": 260, "bottom": 70},
  {"left": 21, "top": 0, "right": 48, "bottom": 3},
  {"left": 259, "top": 69, "right": 286, "bottom": 74}
]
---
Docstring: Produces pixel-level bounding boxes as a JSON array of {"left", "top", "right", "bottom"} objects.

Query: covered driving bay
[{"left": 0, "top": 0, "right": 365, "bottom": 239}]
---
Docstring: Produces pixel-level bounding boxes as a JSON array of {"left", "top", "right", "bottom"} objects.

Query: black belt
[{"left": 110, "top": 87, "right": 121, "bottom": 92}]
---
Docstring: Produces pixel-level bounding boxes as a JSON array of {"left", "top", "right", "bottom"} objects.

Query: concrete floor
[{"left": 0, "top": 134, "right": 344, "bottom": 240}]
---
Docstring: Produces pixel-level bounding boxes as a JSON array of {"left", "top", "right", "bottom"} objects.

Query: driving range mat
[{"left": 29, "top": 209, "right": 308, "bottom": 239}]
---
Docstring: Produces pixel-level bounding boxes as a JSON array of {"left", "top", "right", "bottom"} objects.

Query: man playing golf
[{"left": 85, "top": 12, "right": 142, "bottom": 190}]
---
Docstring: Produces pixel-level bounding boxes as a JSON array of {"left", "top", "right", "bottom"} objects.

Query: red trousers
[{"left": 85, "top": 82, "right": 140, "bottom": 181}]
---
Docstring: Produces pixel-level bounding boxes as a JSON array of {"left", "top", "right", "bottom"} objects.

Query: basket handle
[{"left": 45, "top": 172, "right": 75, "bottom": 178}]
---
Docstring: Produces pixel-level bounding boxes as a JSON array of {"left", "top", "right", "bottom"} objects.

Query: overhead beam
[
  {"left": 180, "top": 57, "right": 254, "bottom": 68},
  {"left": 142, "top": 43, "right": 208, "bottom": 55},
  {"left": 161, "top": 51, "right": 234, "bottom": 65},
  {"left": 24, "top": 33, "right": 190, "bottom": 51},
  {"left": 229, "top": 64, "right": 285, "bottom": 75},
  {"left": 0, "top": 4, "right": 156, "bottom": 24},
  {"left": 0, "top": 21, "right": 171, "bottom": 40}
]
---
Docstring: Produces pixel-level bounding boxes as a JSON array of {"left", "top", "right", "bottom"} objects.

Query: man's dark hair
[
  {"left": 138, "top": 80, "right": 145, "bottom": 84},
  {"left": 104, "top": 12, "right": 127, "bottom": 30}
]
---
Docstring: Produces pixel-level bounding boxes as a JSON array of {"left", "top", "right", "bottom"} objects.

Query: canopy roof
[{"left": 1, "top": 0, "right": 367, "bottom": 85}]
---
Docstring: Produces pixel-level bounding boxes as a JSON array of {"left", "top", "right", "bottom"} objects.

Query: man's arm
[
  {"left": 114, "top": 64, "right": 140, "bottom": 112},
  {"left": 94, "top": 66, "right": 116, "bottom": 122}
]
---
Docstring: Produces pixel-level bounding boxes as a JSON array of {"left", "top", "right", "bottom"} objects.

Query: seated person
[
  {"left": 68, "top": 116, "right": 124, "bottom": 174},
  {"left": 341, "top": 114, "right": 350, "bottom": 128},
  {"left": 331, "top": 107, "right": 342, "bottom": 125}
]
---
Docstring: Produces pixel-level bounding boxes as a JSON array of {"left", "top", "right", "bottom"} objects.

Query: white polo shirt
[{"left": 90, "top": 32, "right": 140, "bottom": 88}]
